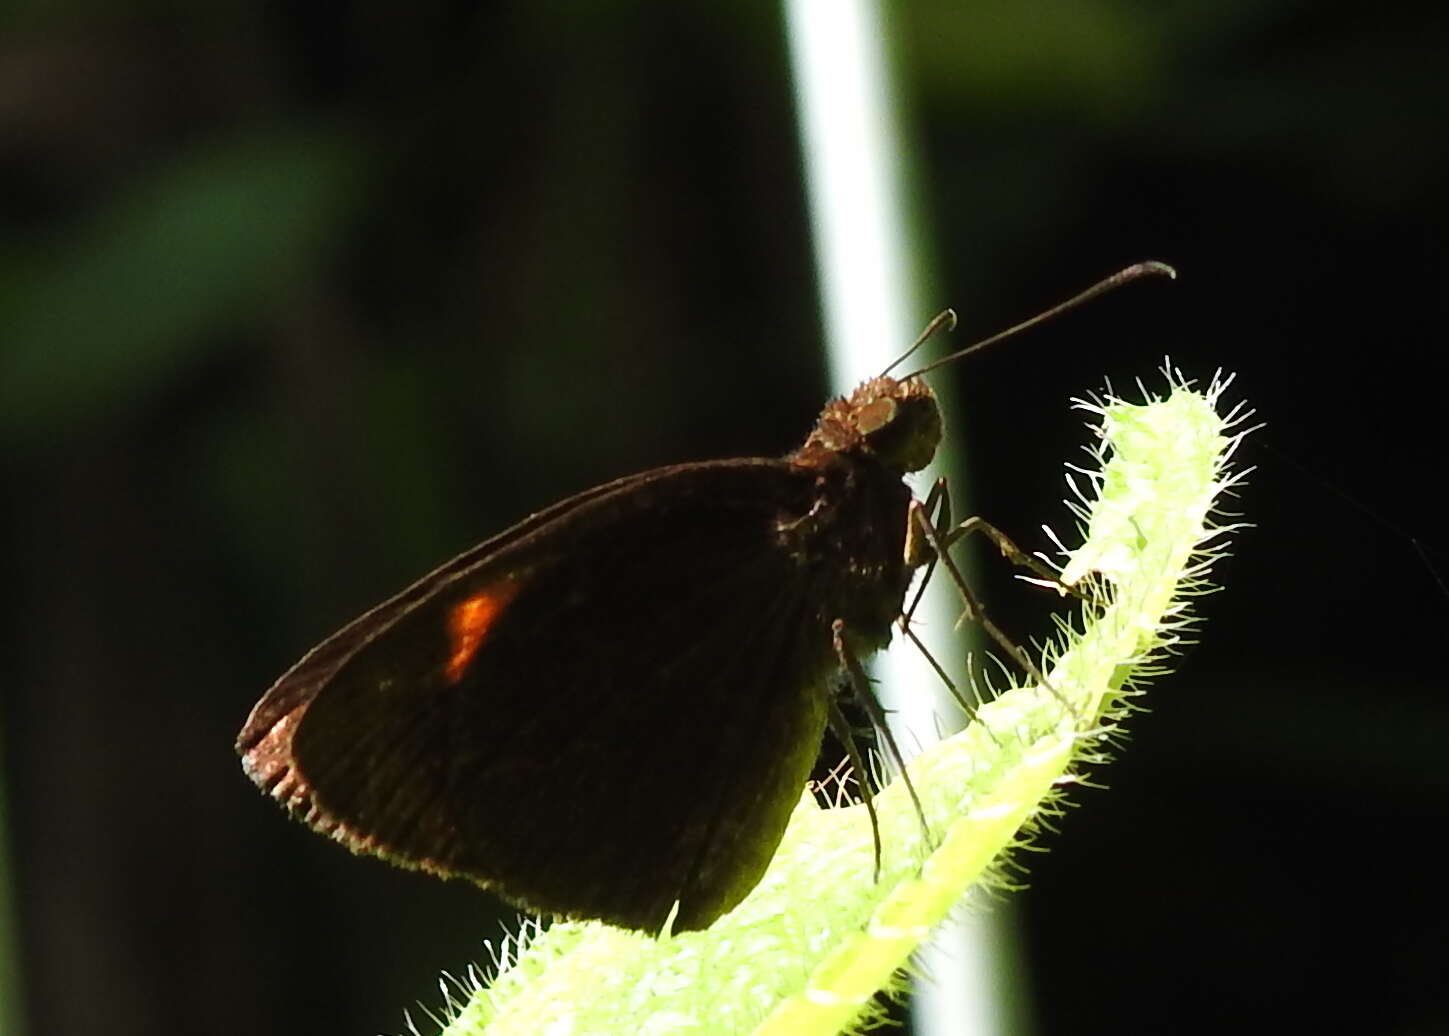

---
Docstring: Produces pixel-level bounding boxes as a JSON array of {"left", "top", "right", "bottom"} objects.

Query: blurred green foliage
[{"left": 1, "top": 127, "right": 365, "bottom": 442}]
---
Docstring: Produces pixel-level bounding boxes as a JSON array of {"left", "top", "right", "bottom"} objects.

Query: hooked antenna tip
[{"left": 1131, "top": 260, "right": 1178, "bottom": 281}]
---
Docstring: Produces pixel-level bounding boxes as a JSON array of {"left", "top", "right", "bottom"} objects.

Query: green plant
[{"left": 416, "top": 369, "right": 1252, "bottom": 1036}]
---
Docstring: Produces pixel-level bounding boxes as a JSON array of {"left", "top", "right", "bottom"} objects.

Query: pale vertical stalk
[{"left": 782, "top": 2, "right": 1025, "bottom": 1034}]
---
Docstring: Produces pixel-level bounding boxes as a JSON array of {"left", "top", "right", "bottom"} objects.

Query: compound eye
[
  {"left": 855, "top": 397, "right": 897, "bottom": 436},
  {"left": 863, "top": 395, "right": 941, "bottom": 473}
]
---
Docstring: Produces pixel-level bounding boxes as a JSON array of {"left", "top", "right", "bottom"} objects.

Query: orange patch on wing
[{"left": 445, "top": 581, "right": 521, "bottom": 684}]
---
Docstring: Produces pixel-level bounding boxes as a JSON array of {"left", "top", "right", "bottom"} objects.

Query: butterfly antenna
[
  {"left": 901, "top": 261, "right": 1177, "bottom": 380},
  {"left": 879, "top": 308, "right": 958, "bottom": 378}
]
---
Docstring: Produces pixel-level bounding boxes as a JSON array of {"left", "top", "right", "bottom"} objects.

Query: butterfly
[{"left": 236, "top": 262, "right": 1172, "bottom": 933}]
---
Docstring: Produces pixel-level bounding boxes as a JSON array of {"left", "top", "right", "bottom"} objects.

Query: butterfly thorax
[{"left": 779, "top": 375, "right": 940, "bottom": 653}]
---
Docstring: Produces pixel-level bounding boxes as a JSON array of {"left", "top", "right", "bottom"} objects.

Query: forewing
[
  {"left": 236, "top": 470, "right": 651, "bottom": 751},
  {"left": 239, "top": 460, "right": 839, "bottom": 932}
]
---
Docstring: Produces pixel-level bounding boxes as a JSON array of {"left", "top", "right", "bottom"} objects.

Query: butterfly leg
[
  {"left": 831, "top": 619, "right": 934, "bottom": 876},
  {"left": 823, "top": 694, "right": 884, "bottom": 881},
  {"left": 901, "top": 477, "right": 951, "bottom": 623},
  {"left": 938, "top": 514, "right": 1094, "bottom": 603},
  {"left": 907, "top": 499, "right": 1078, "bottom": 720},
  {"left": 896, "top": 480, "right": 990, "bottom": 719},
  {"left": 901, "top": 480, "right": 1074, "bottom": 716}
]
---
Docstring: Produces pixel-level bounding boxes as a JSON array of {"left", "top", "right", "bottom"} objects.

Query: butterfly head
[{"left": 797, "top": 375, "right": 942, "bottom": 475}]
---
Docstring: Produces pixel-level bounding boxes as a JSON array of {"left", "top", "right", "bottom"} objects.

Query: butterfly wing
[{"left": 238, "top": 459, "right": 858, "bottom": 932}]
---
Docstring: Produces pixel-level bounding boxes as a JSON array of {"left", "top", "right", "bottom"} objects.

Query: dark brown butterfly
[{"left": 236, "top": 263, "right": 1172, "bottom": 934}]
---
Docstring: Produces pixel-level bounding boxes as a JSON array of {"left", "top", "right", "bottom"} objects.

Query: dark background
[{"left": 2, "top": 3, "right": 1445, "bottom": 1034}]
